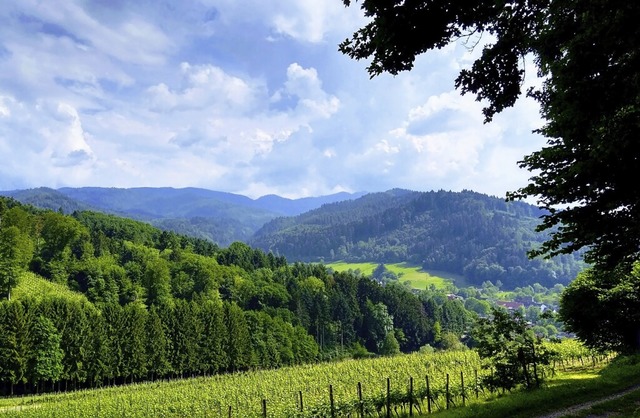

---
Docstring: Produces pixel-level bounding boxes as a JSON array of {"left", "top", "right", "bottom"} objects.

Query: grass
[
  {"left": 413, "top": 355, "right": 640, "bottom": 418},
  {"left": 325, "top": 261, "right": 450, "bottom": 290},
  {"left": 570, "top": 387, "right": 640, "bottom": 417}
]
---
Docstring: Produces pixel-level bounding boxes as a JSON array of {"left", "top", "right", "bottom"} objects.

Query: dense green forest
[
  {"left": 2, "top": 188, "right": 584, "bottom": 289},
  {"left": 0, "top": 197, "right": 472, "bottom": 396},
  {"left": 250, "top": 189, "right": 584, "bottom": 288}
]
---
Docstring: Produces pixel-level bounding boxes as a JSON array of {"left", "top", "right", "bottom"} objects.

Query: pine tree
[
  {"left": 145, "top": 305, "right": 171, "bottom": 380},
  {"left": 224, "top": 302, "right": 252, "bottom": 372}
]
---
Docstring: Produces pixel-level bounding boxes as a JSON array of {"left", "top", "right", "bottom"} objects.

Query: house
[{"left": 496, "top": 301, "right": 524, "bottom": 311}]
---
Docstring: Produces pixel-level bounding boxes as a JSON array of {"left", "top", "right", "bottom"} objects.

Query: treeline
[
  {"left": 0, "top": 296, "right": 317, "bottom": 395},
  {"left": 250, "top": 189, "right": 584, "bottom": 287},
  {"left": 0, "top": 197, "right": 472, "bottom": 396}
]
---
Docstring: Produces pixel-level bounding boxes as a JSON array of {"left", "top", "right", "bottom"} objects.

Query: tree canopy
[
  {"left": 0, "top": 197, "right": 478, "bottom": 395},
  {"left": 340, "top": 0, "right": 640, "bottom": 269},
  {"left": 560, "top": 262, "right": 640, "bottom": 353}
]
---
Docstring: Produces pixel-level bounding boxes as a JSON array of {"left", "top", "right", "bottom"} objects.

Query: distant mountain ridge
[
  {"left": 0, "top": 187, "right": 365, "bottom": 246},
  {"left": 249, "top": 189, "right": 584, "bottom": 288},
  {"left": 2, "top": 186, "right": 585, "bottom": 288}
]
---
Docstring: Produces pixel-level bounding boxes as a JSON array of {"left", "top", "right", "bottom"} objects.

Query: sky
[{"left": 0, "top": 0, "right": 547, "bottom": 199}]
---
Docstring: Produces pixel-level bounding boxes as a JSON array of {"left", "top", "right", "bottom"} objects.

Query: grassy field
[{"left": 325, "top": 261, "right": 451, "bottom": 290}]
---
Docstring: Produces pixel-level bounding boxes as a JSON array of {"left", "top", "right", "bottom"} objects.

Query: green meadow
[{"left": 325, "top": 261, "right": 451, "bottom": 290}]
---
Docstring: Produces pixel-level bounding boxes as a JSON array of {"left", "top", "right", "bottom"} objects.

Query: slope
[{"left": 250, "top": 189, "right": 584, "bottom": 288}]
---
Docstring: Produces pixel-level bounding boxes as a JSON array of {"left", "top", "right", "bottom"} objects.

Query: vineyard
[
  {"left": 0, "top": 340, "right": 604, "bottom": 418},
  {"left": 11, "top": 272, "right": 89, "bottom": 304}
]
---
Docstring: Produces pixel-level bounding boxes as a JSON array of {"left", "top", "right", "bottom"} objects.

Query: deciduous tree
[
  {"left": 0, "top": 226, "right": 33, "bottom": 300},
  {"left": 474, "top": 308, "right": 551, "bottom": 391},
  {"left": 560, "top": 263, "right": 640, "bottom": 353},
  {"left": 341, "top": 0, "right": 640, "bottom": 268}
]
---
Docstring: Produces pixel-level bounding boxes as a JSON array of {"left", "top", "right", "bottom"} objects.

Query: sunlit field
[{"left": 325, "top": 261, "right": 450, "bottom": 290}]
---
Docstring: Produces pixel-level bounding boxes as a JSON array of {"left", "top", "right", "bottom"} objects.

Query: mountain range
[
  {"left": 1, "top": 187, "right": 584, "bottom": 288},
  {"left": 0, "top": 187, "right": 365, "bottom": 245}
]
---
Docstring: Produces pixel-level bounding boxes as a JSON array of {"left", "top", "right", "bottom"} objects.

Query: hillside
[
  {"left": 0, "top": 187, "right": 363, "bottom": 246},
  {"left": 0, "top": 196, "right": 474, "bottom": 396},
  {"left": 2, "top": 187, "right": 585, "bottom": 288},
  {"left": 250, "top": 189, "right": 584, "bottom": 288}
]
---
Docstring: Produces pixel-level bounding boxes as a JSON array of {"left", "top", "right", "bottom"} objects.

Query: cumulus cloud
[
  {"left": 0, "top": 0, "right": 546, "bottom": 198},
  {"left": 147, "top": 63, "right": 264, "bottom": 113},
  {"left": 272, "top": 63, "right": 340, "bottom": 119},
  {"left": 0, "top": 96, "right": 96, "bottom": 189}
]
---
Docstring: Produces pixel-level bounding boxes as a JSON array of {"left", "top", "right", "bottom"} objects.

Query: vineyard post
[
  {"left": 330, "top": 384, "right": 335, "bottom": 418},
  {"left": 446, "top": 373, "right": 450, "bottom": 410},
  {"left": 358, "top": 382, "right": 364, "bottom": 418},
  {"left": 228, "top": 405, "right": 232, "bottom": 418},
  {"left": 299, "top": 390, "right": 304, "bottom": 412},
  {"left": 460, "top": 371, "right": 465, "bottom": 407},
  {"left": 475, "top": 369, "right": 479, "bottom": 399},
  {"left": 386, "top": 377, "right": 391, "bottom": 418},
  {"left": 425, "top": 375, "right": 431, "bottom": 414},
  {"left": 409, "top": 376, "right": 414, "bottom": 416},
  {"left": 262, "top": 399, "right": 267, "bottom": 418}
]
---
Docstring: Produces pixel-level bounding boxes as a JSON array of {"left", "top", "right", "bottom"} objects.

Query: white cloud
[
  {"left": 208, "top": 0, "right": 367, "bottom": 43},
  {"left": 20, "top": 1, "right": 173, "bottom": 66},
  {"left": 0, "top": 96, "right": 14, "bottom": 118},
  {"left": 0, "top": 0, "right": 546, "bottom": 199},
  {"left": 147, "top": 63, "right": 263, "bottom": 113},
  {"left": 273, "top": 63, "right": 340, "bottom": 119}
]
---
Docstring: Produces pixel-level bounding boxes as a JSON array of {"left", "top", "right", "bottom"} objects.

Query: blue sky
[{"left": 0, "top": 0, "right": 545, "bottom": 199}]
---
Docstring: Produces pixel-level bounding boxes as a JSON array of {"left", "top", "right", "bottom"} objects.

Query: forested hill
[
  {"left": 0, "top": 196, "right": 472, "bottom": 395},
  {"left": 250, "top": 189, "right": 584, "bottom": 288}
]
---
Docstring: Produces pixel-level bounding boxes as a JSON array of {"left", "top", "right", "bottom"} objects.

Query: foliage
[
  {"left": 0, "top": 197, "right": 481, "bottom": 395},
  {"left": 28, "top": 316, "right": 64, "bottom": 386},
  {"left": 474, "top": 308, "right": 552, "bottom": 391},
  {"left": 506, "top": 0, "right": 640, "bottom": 268},
  {"left": 0, "top": 226, "right": 32, "bottom": 300},
  {"left": 560, "top": 262, "right": 640, "bottom": 353}
]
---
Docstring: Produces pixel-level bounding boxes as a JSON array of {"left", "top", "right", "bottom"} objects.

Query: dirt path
[{"left": 536, "top": 384, "right": 640, "bottom": 418}]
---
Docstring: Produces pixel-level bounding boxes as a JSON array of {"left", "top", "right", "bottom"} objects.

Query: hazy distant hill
[
  {"left": 2, "top": 187, "right": 96, "bottom": 213},
  {"left": 1, "top": 187, "right": 363, "bottom": 246},
  {"left": 250, "top": 189, "right": 584, "bottom": 288}
]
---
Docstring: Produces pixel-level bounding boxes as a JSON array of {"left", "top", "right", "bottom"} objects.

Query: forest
[
  {"left": 250, "top": 189, "right": 584, "bottom": 287},
  {"left": 0, "top": 196, "right": 472, "bottom": 396}
]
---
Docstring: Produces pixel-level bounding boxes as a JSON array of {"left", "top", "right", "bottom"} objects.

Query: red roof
[{"left": 496, "top": 301, "right": 523, "bottom": 310}]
